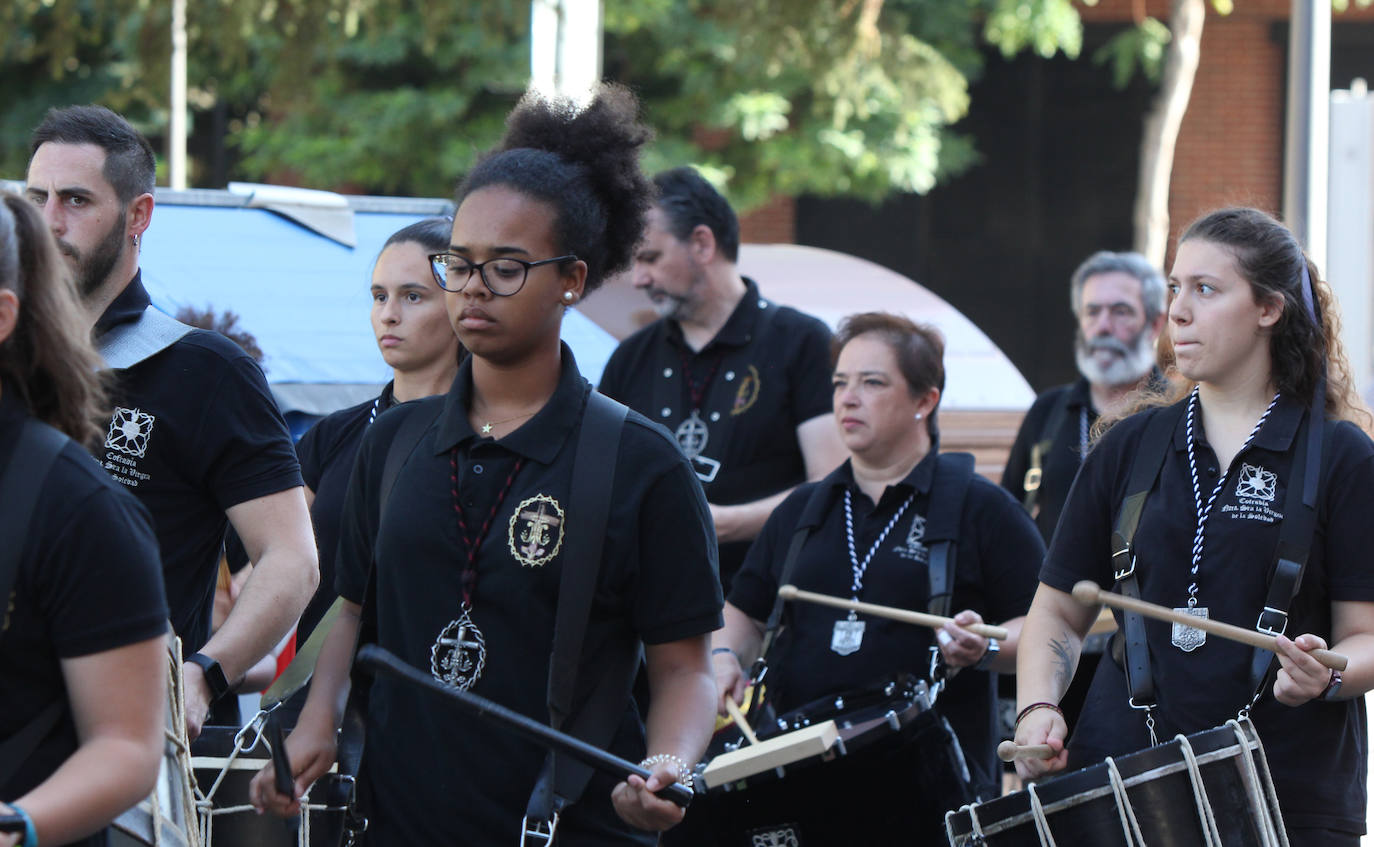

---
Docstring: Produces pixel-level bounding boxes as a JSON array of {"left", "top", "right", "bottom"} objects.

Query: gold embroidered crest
[
  {"left": 731, "top": 365, "right": 761, "bottom": 417},
  {"left": 508, "top": 494, "right": 565, "bottom": 567}
]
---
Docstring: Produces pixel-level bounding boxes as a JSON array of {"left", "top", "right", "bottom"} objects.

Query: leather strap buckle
[
  {"left": 1255, "top": 606, "right": 1288, "bottom": 637},
  {"left": 520, "top": 812, "right": 560, "bottom": 847},
  {"left": 1112, "top": 550, "right": 1136, "bottom": 582}
]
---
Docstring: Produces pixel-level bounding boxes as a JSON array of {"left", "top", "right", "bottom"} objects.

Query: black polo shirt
[
  {"left": 597, "top": 278, "right": 834, "bottom": 588},
  {"left": 1001, "top": 379, "right": 1096, "bottom": 542},
  {"left": 0, "top": 386, "right": 168, "bottom": 835},
  {"left": 93, "top": 275, "right": 303, "bottom": 652},
  {"left": 729, "top": 451, "right": 1043, "bottom": 796},
  {"left": 1040, "top": 397, "right": 1374, "bottom": 834},
  {"left": 295, "top": 383, "right": 396, "bottom": 647},
  {"left": 335, "top": 345, "right": 722, "bottom": 846}
]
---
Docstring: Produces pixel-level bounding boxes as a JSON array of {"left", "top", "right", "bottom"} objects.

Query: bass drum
[
  {"left": 944, "top": 719, "right": 1287, "bottom": 847},
  {"left": 697, "top": 675, "right": 977, "bottom": 847},
  {"left": 191, "top": 725, "right": 356, "bottom": 847},
  {"left": 110, "top": 636, "right": 197, "bottom": 847}
]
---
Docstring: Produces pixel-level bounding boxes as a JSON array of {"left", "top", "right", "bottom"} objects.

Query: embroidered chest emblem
[
  {"left": 1235, "top": 463, "right": 1277, "bottom": 502},
  {"left": 105, "top": 407, "right": 156, "bottom": 457},
  {"left": 508, "top": 494, "right": 565, "bottom": 567},
  {"left": 731, "top": 365, "right": 761, "bottom": 416},
  {"left": 892, "top": 514, "right": 929, "bottom": 563},
  {"left": 749, "top": 827, "right": 800, "bottom": 847}
]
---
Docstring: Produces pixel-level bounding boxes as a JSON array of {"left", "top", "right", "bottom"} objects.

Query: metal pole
[
  {"left": 530, "top": 0, "right": 602, "bottom": 102},
  {"left": 169, "top": 0, "right": 188, "bottom": 189},
  {"left": 1283, "top": 0, "right": 1330, "bottom": 268}
]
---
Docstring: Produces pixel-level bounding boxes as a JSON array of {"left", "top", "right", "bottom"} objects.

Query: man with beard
[
  {"left": 1002, "top": 250, "right": 1166, "bottom": 542},
  {"left": 24, "top": 105, "right": 317, "bottom": 739},
  {"left": 598, "top": 167, "right": 845, "bottom": 593},
  {"left": 998, "top": 251, "right": 1165, "bottom": 736}
]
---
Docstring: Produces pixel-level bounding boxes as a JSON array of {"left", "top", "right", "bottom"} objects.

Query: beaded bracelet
[
  {"left": 639, "top": 753, "right": 695, "bottom": 790},
  {"left": 1013, "top": 701, "right": 1063, "bottom": 730}
]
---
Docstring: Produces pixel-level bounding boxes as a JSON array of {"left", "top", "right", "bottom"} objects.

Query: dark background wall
[{"left": 795, "top": 26, "right": 1155, "bottom": 395}]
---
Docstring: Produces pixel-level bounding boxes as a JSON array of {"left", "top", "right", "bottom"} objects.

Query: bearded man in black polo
[
  {"left": 25, "top": 105, "right": 318, "bottom": 738},
  {"left": 598, "top": 167, "right": 845, "bottom": 591}
]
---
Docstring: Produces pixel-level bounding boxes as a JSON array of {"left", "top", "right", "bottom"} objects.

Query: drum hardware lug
[
  {"left": 885, "top": 710, "right": 900, "bottom": 731},
  {"left": 834, "top": 737, "right": 847, "bottom": 756},
  {"left": 833, "top": 696, "right": 845, "bottom": 711},
  {"left": 773, "top": 766, "right": 787, "bottom": 780},
  {"left": 883, "top": 682, "right": 895, "bottom": 697}
]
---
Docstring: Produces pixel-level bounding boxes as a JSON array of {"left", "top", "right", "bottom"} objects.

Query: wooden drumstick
[
  {"left": 778, "top": 585, "right": 1010, "bottom": 640},
  {"left": 1071, "top": 581, "right": 1348, "bottom": 671},
  {"left": 997, "top": 740, "right": 1056, "bottom": 762},
  {"left": 724, "top": 697, "right": 760, "bottom": 746}
]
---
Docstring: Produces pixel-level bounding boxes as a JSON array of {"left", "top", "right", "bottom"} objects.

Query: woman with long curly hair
[
  {"left": 250, "top": 87, "right": 721, "bottom": 846},
  {"left": 0, "top": 191, "right": 168, "bottom": 847},
  {"left": 1015, "top": 207, "right": 1374, "bottom": 845}
]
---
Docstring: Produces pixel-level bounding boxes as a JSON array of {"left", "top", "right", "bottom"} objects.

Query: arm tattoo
[{"left": 1049, "top": 631, "right": 1075, "bottom": 694}]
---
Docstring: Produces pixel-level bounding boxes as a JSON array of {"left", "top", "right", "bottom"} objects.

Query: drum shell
[
  {"left": 945, "top": 723, "right": 1285, "bottom": 847},
  {"left": 191, "top": 725, "right": 352, "bottom": 847},
  {"left": 699, "top": 677, "right": 975, "bottom": 846}
]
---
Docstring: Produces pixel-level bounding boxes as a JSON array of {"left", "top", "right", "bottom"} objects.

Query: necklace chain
[
  {"left": 1183, "top": 387, "right": 1279, "bottom": 606},
  {"left": 449, "top": 450, "right": 524, "bottom": 607},
  {"left": 843, "top": 488, "right": 915, "bottom": 597},
  {"left": 480, "top": 409, "right": 538, "bottom": 435},
  {"left": 678, "top": 347, "right": 725, "bottom": 412}
]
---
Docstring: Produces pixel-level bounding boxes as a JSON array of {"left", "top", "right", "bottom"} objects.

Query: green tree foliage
[{"left": 1, "top": 0, "right": 1086, "bottom": 208}]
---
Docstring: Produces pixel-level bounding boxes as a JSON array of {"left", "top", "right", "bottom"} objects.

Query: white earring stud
[
  {"left": 914, "top": 412, "right": 923, "bottom": 421},
  {"left": 563, "top": 291, "right": 575, "bottom": 303}
]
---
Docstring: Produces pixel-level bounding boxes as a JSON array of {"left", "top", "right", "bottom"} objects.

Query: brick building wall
[{"left": 1082, "top": 0, "right": 1374, "bottom": 248}]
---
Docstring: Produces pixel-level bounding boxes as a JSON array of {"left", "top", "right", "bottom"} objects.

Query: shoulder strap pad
[{"left": 926, "top": 452, "right": 976, "bottom": 617}]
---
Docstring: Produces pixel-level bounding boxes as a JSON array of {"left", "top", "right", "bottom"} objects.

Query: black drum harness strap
[
  {"left": 754, "top": 451, "right": 977, "bottom": 704},
  {"left": 1109, "top": 390, "right": 1325, "bottom": 746}
]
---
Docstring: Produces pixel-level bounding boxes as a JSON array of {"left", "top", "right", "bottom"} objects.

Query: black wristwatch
[
  {"left": 187, "top": 652, "right": 232, "bottom": 703},
  {"left": 1321, "top": 668, "right": 1343, "bottom": 701},
  {"left": 974, "top": 637, "right": 1000, "bottom": 671}
]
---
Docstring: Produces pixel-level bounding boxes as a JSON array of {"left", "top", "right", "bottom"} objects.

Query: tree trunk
[{"left": 1133, "top": 0, "right": 1205, "bottom": 267}]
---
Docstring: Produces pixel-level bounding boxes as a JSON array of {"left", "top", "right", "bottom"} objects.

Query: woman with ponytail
[
  {"left": 0, "top": 191, "right": 168, "bottom": 846},
  {"left": 1015, "top": 207, "right": 1374, "bottom": 845},
  {"left": 251, "top": 87, "right": 722, "bottom": 845}
]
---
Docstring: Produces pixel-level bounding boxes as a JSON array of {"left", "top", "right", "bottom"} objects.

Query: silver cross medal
[{"left": 431, "top": 609, "right": 487, "bottom": 689}]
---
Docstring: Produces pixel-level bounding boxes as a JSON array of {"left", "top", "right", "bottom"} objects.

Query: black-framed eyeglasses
[{"left": 428, "top": 253, "right": 577, "bottom": 297}]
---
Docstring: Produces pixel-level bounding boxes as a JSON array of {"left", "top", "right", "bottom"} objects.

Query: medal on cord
[
  {"left": 832, "top": 488, "right": 915, "bottom": 656},
  {"left": 673, "top": 348, "right": 724, "bottom": 461},
  {"left": 1174, "top": 387, "right": 1278, "bottom": 652},
  {"left": 431, "top": 450, "right": 524, "bottom": 689}
]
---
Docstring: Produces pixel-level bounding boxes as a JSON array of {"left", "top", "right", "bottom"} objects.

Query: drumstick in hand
[
  {"left": 997, "top": 741, "right": 1056, "bottom": 762},
  {"left": 724, "top": 697, "right": 760, "bottom": 746},
  {"left": 778, "top": 585, "right": 1009, "bottom": 640},
  {"left": 1071, "top": 581, "right": 1348, "bottom": 671}
]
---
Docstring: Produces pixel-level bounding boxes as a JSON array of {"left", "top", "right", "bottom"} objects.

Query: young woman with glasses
[{"left": 250, "top": 86, "right": 722, "bottom": 846}]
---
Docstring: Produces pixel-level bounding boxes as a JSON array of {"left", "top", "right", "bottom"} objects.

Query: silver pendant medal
[
  {"left": 831, "top": 611, "right": 865, "bottom": 656},
  {"left": 1171, "top": 604, "right": 1208, "bottom": 652},
  {"left": 431, "top": 607, "right": 487, "bottom": 690},
  {"left": 675, "top": 409, "right": 709, "bottom": 459}
]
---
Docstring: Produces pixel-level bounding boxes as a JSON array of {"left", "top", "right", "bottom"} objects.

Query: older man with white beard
[
  {"left": 1002, "top": 250, "right": 1166, "bottom": 542},
  {"left": 998, "top": 250, "right": 1165, "bottom": 737}
]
